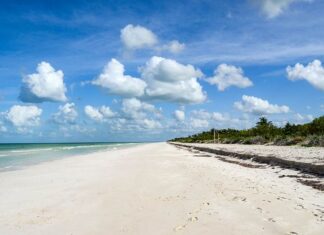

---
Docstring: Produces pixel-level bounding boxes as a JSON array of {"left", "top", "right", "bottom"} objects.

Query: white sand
[{"left": 0, "top": 142, "right": 323, "bottom": 235}]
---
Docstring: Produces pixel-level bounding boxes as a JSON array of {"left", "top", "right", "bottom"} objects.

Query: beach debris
[{"left": 297, "top": 179, "right": 324, "bottom": 191}]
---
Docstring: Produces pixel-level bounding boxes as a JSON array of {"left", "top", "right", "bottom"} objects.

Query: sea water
[{"left": 0, "top": 142, "right": 139, "bottom": 172}]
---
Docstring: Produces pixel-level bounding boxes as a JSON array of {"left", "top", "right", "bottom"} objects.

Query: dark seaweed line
[{"left": 171, "top": 143, "right": 324, "bottom": 177}]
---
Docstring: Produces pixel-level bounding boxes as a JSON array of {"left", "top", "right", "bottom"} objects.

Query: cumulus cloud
[
  {"left": 190, "top": 118, "right": 209, "bottom": 129},
  {"left": 169, "top": 109, "right": 253, "bottom": 131},
  {"left": 294, "top": 113, "right": 314, "bottom": 122},
  {"left": 84, "top": 106, "right": 103, "bottom": 121},
  {"left": 207, "top": 64, "right": 253, "bottom": 91},
  {"left": 138, "top": 118, "right": 162, "bottom": 129},
  {"left": 109, "top": 117, "right": 162, "bottom": 132},
  {"left": 141, "top": 56, "right": 206, "bottom": 103},
  {"left": 185, "top": 109, "right": 234, "bottom": 130},
  {"left": 6, "top": 105, "right": 42, "bottom": 128},
  {"left": 120, "top": 25, "right": 185, "bottom": 54},
  {"left": 234, "top": 95, "right": 290, "bottom": 115},
  {"left": 53, "top": 103, "right": 78, "bottom": 124},
  {"left": 120, "top": 24, "right": 158, "bottom": 50},
  {"left": 92, "top": 57, "right": 203, "bottom": 104},
  {"left": 163, "top": 40, "right": 185, "bottom": 54},
  {"left": 92, "top": 58, "right": 147, "bottom": 97},
  {"left": 191, "top": 110, "right": 210, "bottom": 119},
  {"left": 121, "top": 98, "right": 159, "bottom": 120},
  {"left": 19, "top": 62, "right": 67, "bottom": 103},
  {"left": 191, "top": 110, "right": 228, "bottom": 122},
  {"left": 211, "top": 112, "right": 228, "bottom": 122},
  {"left": 99, "top": 106, "right": 116, "bottom": 118},
  {"left": 286, "top": 59, "right": 324, "bottom": 91},
  {"left": 251, "top": 0, "right": 311, "bottom": 18},
  {"left": 104, "top": 98, "right": 163, "bottom": 131},
  {"left": 84, "top": 105, "right": 116, "bottom": 122},
  {"left": 174, "top": 110, "right": 185, "bottom": 122}
]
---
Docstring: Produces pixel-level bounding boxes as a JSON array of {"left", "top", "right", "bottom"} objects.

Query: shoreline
[
  {"left": 0, "top": 142, "right": 144, "bottom": 173},
  {"left": 0, "top": 142, "right": 324, "bottom": 234}
]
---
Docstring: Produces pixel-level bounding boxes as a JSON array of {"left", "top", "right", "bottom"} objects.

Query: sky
[{"left": 0, "top": 0, "right": 323, "bottom": 143}]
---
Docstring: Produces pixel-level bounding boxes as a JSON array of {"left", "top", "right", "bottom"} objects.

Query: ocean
[{"left": 0, "top": 142, "right": 140, "bottom": 172}]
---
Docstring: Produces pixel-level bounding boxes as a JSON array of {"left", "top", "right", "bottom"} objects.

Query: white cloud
[
  {"left": 121, "top": 98, "right": 159, "bottom": 119},
  {"left": 251, "top": 0, "right": 311, "bottom": 18},
  {"left": 163, "top": 40, "right": 185, "bottom": 54},
  {"left": 92, "top": 58, "right": 147, "bottom": 97},
  {"left": 211, "top": 112, "right": 228, "bottom": 122},
  {"left": 207, "top": 64, "right": 253, "bottom": 91},
  {"left": 106, "top": 98, "right": 164, "bottom": 131},
  {"left": 191, "top": 110, "right": 211, "bottom": 119},
  {"left": 138, "top": 119, "right": 162, "bottom": 129},
  {"left": 234, "top": 95, "right": 290, "bottom": 115},
  {"left": 19, "top": 62, "right": 67, "bottom": 103},
  {"left": 170, "top": 109, "right": 253, "bottom": 131},
  {"left": 191, "top": 110, "right": 228, "bottom": 122},
  {"left": 186, "top": 110, "right": 234, "bottom": 130},
  {"left": 190, "top": 118, "right": 209, "bottom": 129},
  {"left": 120, "top": 25, "right": 185, "bottom": 54},
  {"left": 141, "top": 56, "right": 206, "bottom": 103},
  {"left": 84, "top": 105, "right": 116, "bottom": 122},
  {"left": 174, "top": 110, "right": 185, "bottom": 122},
  {"left": 84, "top": 106, "right": 103, "bottom": 121},
  {"left": 109, "top": 117, "right": 162, "bottom": 131},
  {"left": 286, "top": 59, "right": 324, "bottom": 91},
  {"left": 92, "top": 57, "right": 204, "bottom": 104},
  {"left": 120, "top": 24, "right": 158, "bottom": 50},
  {"left": 6, "top": 105, "right": 42, "bottom": 127},
  {"left": 295, "top": 113, "right": 314, "bottom": 122},
  {"left": 53, "top": 103, "right": 78, "bottom": 124},
  {"left": 99, "top": 106, "right": 116, "bottom": 118},
  {"left": 142, "top": 56, "right": 202, "bottom": 82}
]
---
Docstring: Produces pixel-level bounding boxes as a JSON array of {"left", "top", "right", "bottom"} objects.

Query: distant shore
[
  {"left": 170, "top": 116, "right": 324, "bottom": 147},
  {"left": 0, "top": 143, "right": 324, "bottom": 234}
]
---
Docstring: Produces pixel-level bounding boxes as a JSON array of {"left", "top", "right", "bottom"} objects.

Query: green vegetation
[{"left": 169, "top": 116, "right": 324, "bottom": 147}]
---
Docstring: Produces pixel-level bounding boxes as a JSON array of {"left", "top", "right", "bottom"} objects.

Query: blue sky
[{"left": 0, "top": 0, "right": 323, "bottom": 142}]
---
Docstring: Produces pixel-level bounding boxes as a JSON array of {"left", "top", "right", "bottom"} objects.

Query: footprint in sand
[
  {"left": 174, "top": 216, "right": 199, "bottom": 232},
  {"left": 232, "top": 196, "right": 247, "bottom": 202},
  {"left": 296, "top": 204, "right": 305, "bottom": 210},
  {"left": 256, "top": 207, "right": 263, "bottom": 213},
  {"left": 188, "top": 216, "right": 198, "bottom": 222},
  {"left": 174, "top": 224, "right": 186, "bottom": 232}
]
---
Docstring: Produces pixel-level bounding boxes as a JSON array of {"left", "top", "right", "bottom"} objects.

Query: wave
[
  {"left": 60, "top": 145, "right": 104, "bottom": 150},
  {"left": 3, "top": 144, "right": 119, "bottom": 155},
  {"left": 9, "top": 148, "right": 54, "bottom": 153}
]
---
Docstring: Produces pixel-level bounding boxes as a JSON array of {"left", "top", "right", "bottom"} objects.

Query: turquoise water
[{"left": 0, "top": 142, "right": 140, "bottom": 172}]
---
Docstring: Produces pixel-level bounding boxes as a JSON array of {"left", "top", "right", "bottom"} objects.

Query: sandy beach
[{"left": 0, "top": 142, "right": 324, "bottom": 235}]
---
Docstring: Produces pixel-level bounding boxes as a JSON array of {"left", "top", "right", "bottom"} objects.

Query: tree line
[{"left": 169, "top": 116, "right": 324, "bottom": 147}]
